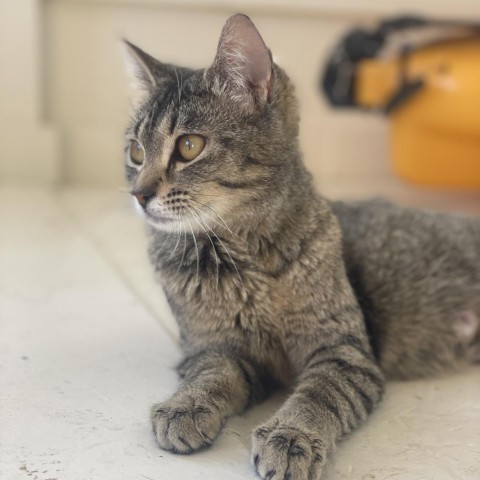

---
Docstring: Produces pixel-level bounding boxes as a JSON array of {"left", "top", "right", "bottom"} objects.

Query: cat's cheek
[{"left": 212, "top": 196, "right": 238, "bottom": 220}]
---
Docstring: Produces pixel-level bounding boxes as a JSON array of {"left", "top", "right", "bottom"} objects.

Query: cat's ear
[
  {"left": 208, "top": 14, "right": 273, "bottom": 108},
  {"left": 121, "top": 39, "right": 162, "bottom": 108}
]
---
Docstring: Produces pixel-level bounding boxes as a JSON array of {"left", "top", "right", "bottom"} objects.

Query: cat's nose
[{"left": 131, "top": 188, "right": 156, "bottom": 207}]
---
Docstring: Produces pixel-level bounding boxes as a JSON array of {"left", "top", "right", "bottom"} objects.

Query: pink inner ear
[
  {"left": 216, "top": 14, "right": 272, "bottom": 90},
  {"left": 237, "top": 20, "right": 271, "bottom": 86}
]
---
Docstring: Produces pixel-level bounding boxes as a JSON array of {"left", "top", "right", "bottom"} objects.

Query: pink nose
[
  {"left": 131, "top": 182, "right": 158, "bottom": 207},
  {"left": 133, "top": 192, "right": 151, "bottom": 206},
  {"left": 131, "top": 186, "right": 156, "bottom": 207}
]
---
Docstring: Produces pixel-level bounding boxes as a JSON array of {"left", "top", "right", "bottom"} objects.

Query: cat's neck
[{"left": 242, "top": 160, "right": 322, "bottom": 240}]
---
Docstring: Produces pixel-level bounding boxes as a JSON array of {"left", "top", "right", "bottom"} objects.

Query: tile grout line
[{"left": 56, "top": 188, "right": 179, "bottom": 344}]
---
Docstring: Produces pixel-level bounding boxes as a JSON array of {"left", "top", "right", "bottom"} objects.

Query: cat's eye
[
  {"left": 129, "top": 140, "right": 145, "bottom": 166},
  {"left": 177, "top": 134, "right": 205, "bottom": 162}
]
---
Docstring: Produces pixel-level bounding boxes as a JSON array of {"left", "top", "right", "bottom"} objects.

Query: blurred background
[{"left": 2, "top": 0, "right": 479, "bottom": 208}]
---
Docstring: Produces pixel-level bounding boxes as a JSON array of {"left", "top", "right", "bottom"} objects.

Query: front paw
[
  {"left": 151, "top": 393, "right": 225, "bottom": 454},
  {"left": 251, "top": 420, "right": 327, "bottom": 480}
]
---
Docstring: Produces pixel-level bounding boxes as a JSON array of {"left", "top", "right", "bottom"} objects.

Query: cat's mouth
[
  {"left": 143, "top": 209, "right": 181, "bottom": 232},
  {"left": 141, "top": 196, "right": 195, "bottom": 231},
  {"left": 146, "top": 210, "right": 176, "bottom": 223},
  {"left": 144, "top": 205, "right": 179, "bottom": 225},
  {"left": 134, "top": 189, "right": 217, "bottom": 233}
]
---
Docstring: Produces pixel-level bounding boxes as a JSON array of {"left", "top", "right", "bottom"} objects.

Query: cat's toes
[
  {"left": 150, "top": 397, "right": 224, "bottom": 454},
  {"left": 251, "top": 422, "right": 326, "bottom": 480}
]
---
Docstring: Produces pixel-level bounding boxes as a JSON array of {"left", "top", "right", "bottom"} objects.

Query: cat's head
[{"left": 123, "top": 14, "right": 301, "bottom": 233}]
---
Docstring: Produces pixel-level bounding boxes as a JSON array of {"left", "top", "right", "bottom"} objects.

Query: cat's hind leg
[
  {"left": 453, "top": 310, "right": 480, "bottom": 364},
  {"left": 380, "top": 308, "right": 480, "bottom": 379}
]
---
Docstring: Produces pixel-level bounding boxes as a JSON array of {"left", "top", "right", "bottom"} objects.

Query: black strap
[{"left": 321, "top": 15, "right": 480, "bottom": 110}]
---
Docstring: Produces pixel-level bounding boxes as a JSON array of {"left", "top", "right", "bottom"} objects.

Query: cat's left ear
[
  {"left": 121, "top": 39, "right": 165, "bottom": 108},
  {"left": 208, "top": 14, "right": 273, "bottom": 108}
]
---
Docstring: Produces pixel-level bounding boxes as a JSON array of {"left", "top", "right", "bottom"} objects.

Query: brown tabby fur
[{"left": 122, "top": 14, "right": 480, "bottom": 480}]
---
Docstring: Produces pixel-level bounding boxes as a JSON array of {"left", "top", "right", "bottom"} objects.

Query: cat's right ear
[
  {"left": 207, "top": 14, "right": 273, "bottom": 110},
  {"left": 121, "top": 40, "right": 160, "bottom": 109}
]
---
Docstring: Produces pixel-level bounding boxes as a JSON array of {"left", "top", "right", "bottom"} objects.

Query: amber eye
[
  {"left": 177, "top": 134, "right": 205, "bottom": 162},
  {"left": 129, "top": 140, "right": 145, "bottom": 166}
]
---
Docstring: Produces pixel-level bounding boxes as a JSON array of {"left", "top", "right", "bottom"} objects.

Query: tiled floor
[{"left": 1, "top": 185, "right": 479, "bottom": 480}]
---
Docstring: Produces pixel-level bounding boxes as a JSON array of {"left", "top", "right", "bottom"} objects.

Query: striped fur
[{"left": 122, "top": 14, "right": 480, "bottom": 480}]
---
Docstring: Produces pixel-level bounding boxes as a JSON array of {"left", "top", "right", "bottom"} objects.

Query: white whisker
[
  {"left": 200, "top": 216, "right": 245, "bottom": 293},
  {"left": 179, "top": 70, "right": 183, "bottom": 100},
  {"left": 168, "top": 222, "right": 183, "bottom": 260},
  {"left": 187, "top": 205, "right": 220, "bottom": 288},
  {"left": 184, "top": 215, "right": 200, "bottom": 287},
  {"left": 176, "top": 228, "right": 188, "bottom": 275},
  {"left": 190, "top": 198, "right": 244, "bottom": 242},
  {"left": 174, "top": 68, "right": 182, "bottom": 103}
]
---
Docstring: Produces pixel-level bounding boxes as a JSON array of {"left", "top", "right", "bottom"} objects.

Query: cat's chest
[
  {"left": 166, "top": 256, "right": 302, "bottom": 372},
  {"left": 153, "top": 233, "right": 325, "bottom": 347},
  {"left": 161, "top": 254, "right": 284, "bottom": 332}
]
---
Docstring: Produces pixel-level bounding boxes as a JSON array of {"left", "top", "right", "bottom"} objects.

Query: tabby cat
[{"left": 122, "top": 14, "right": 480, "bottom": 480}]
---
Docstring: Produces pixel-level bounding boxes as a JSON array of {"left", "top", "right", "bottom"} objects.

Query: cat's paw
[
  {"left": 150, "top": 394, "right": 225, "bottom": 454},
  {"left": 251, "top": 420, "right": 327, "bottom": 480}
]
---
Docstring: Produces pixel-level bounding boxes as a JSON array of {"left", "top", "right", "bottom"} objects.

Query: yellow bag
[{"left": 323, "top": 16, "right": 480, "bottom": 189}]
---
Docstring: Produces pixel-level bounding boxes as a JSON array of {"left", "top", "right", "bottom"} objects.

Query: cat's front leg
[
  {"left": 252, "top": 336, "right": 384, "bottom": 479},
  {"left": 151, "top": 348, "right": 276, "bottom": 454}
]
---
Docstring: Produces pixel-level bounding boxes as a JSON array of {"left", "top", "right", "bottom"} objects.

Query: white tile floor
[{"left": 1, "top": 184, "right": 479, "bottom": 480}]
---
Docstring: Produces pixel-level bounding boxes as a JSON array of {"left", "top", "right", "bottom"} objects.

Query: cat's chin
[{"left": 143, "top": 212, "right": 180, "bottom": 232}]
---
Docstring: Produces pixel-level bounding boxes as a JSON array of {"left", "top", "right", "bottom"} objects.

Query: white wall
[
  {"left": 0, "top": 0, "right": 59, "bottom": 184},
  {"left": 2, "top": 0, "right": 480, "bottom": 191},
  {"left": 43, "top": 3, "right": 359, "bottom": 187}
]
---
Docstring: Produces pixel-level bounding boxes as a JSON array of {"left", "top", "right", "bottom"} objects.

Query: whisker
[
  {"left": 200, "top": 217, "right": 245, "bottom": 293},
  {"left": 176, "top": 228, "right": 188, "bottom": 275},
  {"left": 187, "top": 205, "right": 220, "bottom": 288},
  {"left": 189, "top": 201, "right": 231, "bottom": 233},
  {"left": 168, "top": 222, "right": 183, "bottom": 261},
  {"left": 184, "top": 215, "right": 200, "bottom": 287},
  {"left": 190, "top": 198, "right": 244, "bottom": 242},
  {"left": 179, "top": 70, "right": 183, "bottom": 101},
  {"left": 175, "top": 69, "right": 183, "bottom": 103}
]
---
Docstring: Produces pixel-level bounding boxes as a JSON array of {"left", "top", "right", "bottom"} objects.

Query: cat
[{"left": 121, "top": 14, "right": 480, "bottom": 480}]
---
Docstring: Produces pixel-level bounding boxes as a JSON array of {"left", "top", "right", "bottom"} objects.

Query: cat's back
[
  {"left": 330, "top": 198, "right": 480, "bottom": 377},
  {"left": 331, "top": 198, "right": 480, "bottom": 271},
  {"left": 331, "top": 197, "right": 480, "bottom": 299}
]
